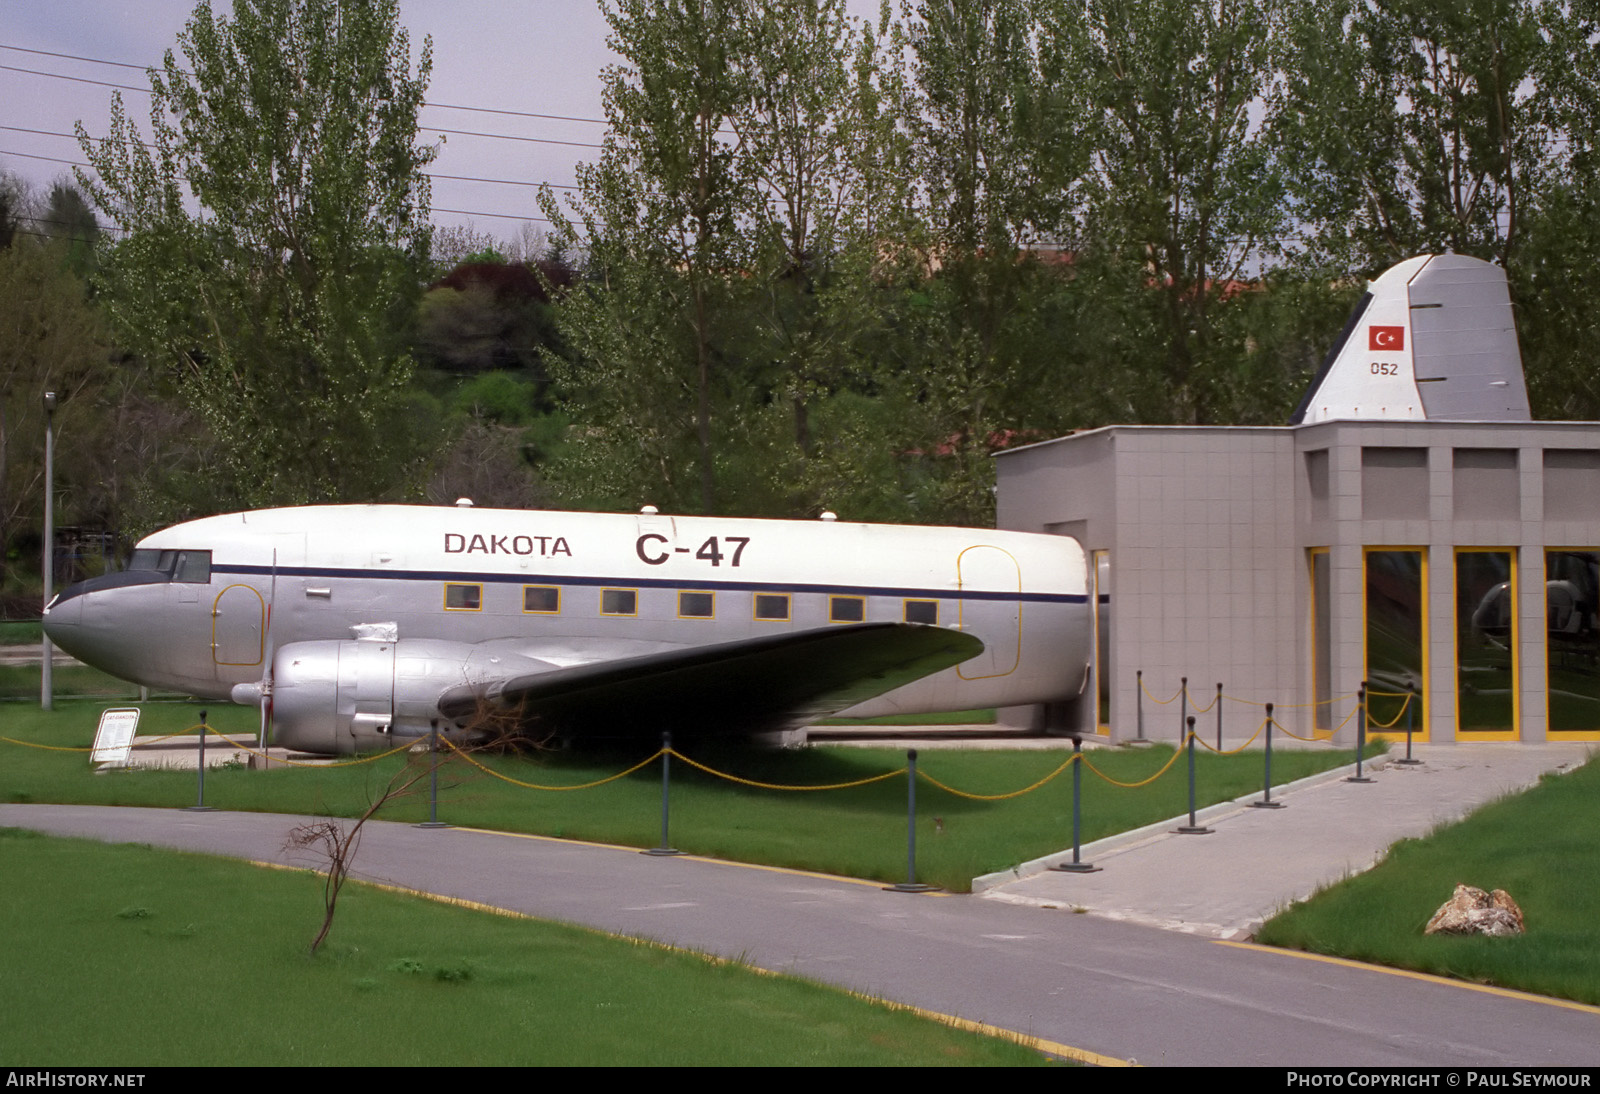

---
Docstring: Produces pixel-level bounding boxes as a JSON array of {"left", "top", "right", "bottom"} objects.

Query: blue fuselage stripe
[{"left": 213, "top": 564, "right": 1088, "bottom": 605}]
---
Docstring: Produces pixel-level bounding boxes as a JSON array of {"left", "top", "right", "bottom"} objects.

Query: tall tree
[
  {"left": 1271, "top": 0, "right": 1552, "bottom": 270},
  {"left": 42, "top": 181, "right": 101, "bottom": 278},
  {"left": 894, "top": 0, "right": 1084, "bottom": 523},
  {"left": 78, "top": 0, "right": 437, "bottom": 508},
  {"left": 1510, "top": 0, "right": 1600, "bottom": 419},
  {"left": 0, "top": 240, "right": 108, "bottom": 589},
  {"left": 544, "top": 0, "right": 755, "bottom": 514},
  {"left": 721, "top": 0, "right": 919, "bottom": 517},
  {"left": 1044, "top": 0, "right": 1287, "bottom": 425}
]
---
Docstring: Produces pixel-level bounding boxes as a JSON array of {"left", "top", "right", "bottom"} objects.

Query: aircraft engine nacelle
[{"left": 247, "top": 639, "right": 554, "bottom": 755}]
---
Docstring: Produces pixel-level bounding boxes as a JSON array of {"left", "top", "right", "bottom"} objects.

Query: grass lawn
[
  {"left": 0, "top": 661, "right": 154, "bottom": 700},
  {"left": 1257, "top": 753, "right": 1600, "bottom": 1006},
  {"left": 0, "top": 829, "right": 1053, "bottom": 1066},
  {"left": 2, "top": 700, "right": 1370, "bottom": 892},
  {"left": 0, "top": 620, "right": 43, "bottom": 645}
]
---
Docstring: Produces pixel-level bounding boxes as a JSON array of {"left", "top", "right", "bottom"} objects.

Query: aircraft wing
[{"left": 436, "top": 623, "right": 983, "bottom": 738}]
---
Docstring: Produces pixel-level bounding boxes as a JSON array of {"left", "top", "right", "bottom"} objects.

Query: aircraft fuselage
[{"left": 45, "top": 505, "right": 1092, "bottom": 750}]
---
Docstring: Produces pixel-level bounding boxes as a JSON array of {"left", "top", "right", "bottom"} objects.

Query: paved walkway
[{"left": 981, "top": 743, "right": 1595, "bottom": 939}]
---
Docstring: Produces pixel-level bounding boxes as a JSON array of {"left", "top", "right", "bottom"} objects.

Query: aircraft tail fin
[{"left": 1290, "top": 254, "right": 1530, "bottom": 425}]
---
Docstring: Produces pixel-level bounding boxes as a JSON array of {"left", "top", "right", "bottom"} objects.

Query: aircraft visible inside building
[{"left": 43, "top": 505, "right": 1092, "bottom": 753}]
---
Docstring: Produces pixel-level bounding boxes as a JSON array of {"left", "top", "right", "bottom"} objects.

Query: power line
[
  {"left": 433, "top": 206, "right": 551, "bottom": 225},
  {"left": 4, "top": 124, "right": 582, "bottom": 189},
  {"left": 431, "top": 172, "right": 578, "bottom": 191},
  {"left": 0, "top": 148, "right": 553, "bottom": 229},
  {"left": 1, "top": 42, "right": 610, "bottom": 125},
  {"left": 17, "top": 212, "right": 123, "bottom": 234},
  {"left": 4, "top": 60, "right": 606, "bottom": 151},
  {"left": 0, "top": 42, "right": 147, "bottom": 72},
  {"left": 425, "top": 100, "right": 604, "bottom": 126},
  {"left": 422, "top": 126, "right": 602, "bottom": 150},
  {"left": 0, "top": 148, "right": 85, "bottom": 168},
  {"left": 0, "top": 62, "right": 147, "bottom": 94}
]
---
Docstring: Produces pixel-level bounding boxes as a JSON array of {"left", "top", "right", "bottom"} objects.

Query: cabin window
[
  {"left": 523, "top": 586, "right": 560, "bottom": 614},
  {"left": 444, "top": 583, "right": 482, "bottom": 611},
  {"left": 830, "top": 595, "right": 865, "bottom": 623},
  {"left": 601, "top": 589, "right": 638, "bottom": 616},
  {"left": 904, "top": 599, "right": 938, "bottom": 625},
  {"left": 679, "top": 591, "right": 714, "bottom": 618},
  {"left": 754, "top": 593, "right": 790, "bottom": 621}
]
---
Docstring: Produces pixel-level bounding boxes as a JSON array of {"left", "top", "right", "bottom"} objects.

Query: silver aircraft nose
[
  {"left": 41, "top": 573, "right": 163, "bottom": 671},
  {"left": 41, "top": 587, "right": 82, "bottom": 639}
]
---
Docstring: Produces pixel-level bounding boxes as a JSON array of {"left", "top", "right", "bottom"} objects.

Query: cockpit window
[
  {"left": 126, "top": 548, "right": 212, "bottom": 583},
  {"left": 127, "top": 549, "right": 170, "bottom": 571},
  {"left": 173, "top": 551, "right": 211, "bottom": 583}
]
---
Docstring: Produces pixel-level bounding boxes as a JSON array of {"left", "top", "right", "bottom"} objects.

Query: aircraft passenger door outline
[
  {"left": 956, "top": 545, "right": 1022, "bottom": 679},
  {"left": 211, "top": 583, "right": 265, "bottom": 667}
]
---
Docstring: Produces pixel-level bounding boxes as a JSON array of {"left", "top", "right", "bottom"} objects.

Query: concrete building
[{"left": 993, "top": 255, "right": 1600, "bottom": 746}]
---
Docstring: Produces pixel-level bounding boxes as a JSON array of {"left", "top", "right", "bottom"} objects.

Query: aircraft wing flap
[{"left": 437, "top": 623, "right": 983, "bottom": 737}]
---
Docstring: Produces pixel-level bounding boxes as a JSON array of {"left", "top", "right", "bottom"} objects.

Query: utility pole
[{"left": 41, "top": 390, "right": 56, "bottom": 711}]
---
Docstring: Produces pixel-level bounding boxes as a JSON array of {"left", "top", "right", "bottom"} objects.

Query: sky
[{"left": 1, "top": 1, "right": 625, "bottom": 246}]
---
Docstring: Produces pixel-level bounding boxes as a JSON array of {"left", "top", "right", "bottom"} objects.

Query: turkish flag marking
[{"left": 1369, "top": 325, "right": 1405, "bottom": 351}]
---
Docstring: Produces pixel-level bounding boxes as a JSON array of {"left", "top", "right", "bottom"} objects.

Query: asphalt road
[{"left": 2, "top": 801, "right": 1596, "bottom": 1067}]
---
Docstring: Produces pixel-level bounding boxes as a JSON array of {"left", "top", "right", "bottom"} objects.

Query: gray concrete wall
[{"left": 997, "top": 419, "right": 1600, "bottom": 747}]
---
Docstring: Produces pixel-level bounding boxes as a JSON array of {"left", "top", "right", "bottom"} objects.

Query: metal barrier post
[
  {"left": 1136, "top": 670, "right": 1146, "bottom": 742},
  {"left": 1176, "top": 716, "right": 1212, "bottom": 834},
  {"left": 185, "top": 710, "right": 214, "bottom": 813},
  {"left": 1347, "top": 684, "right": 1374, "bottom": 784},
  {"left": 416, "top": 720, "right": 448, "bottom": 829},
  {"left": 889, "top": 750, "right": 939, "bottom": 891},
  {"left": 1051, "top": 737, "right": 1101, "bottom": 873},
  {"left": 644, "top": 731, "right": 683, "bottom": 856},
  {"left": 1178, "top": 677, "right": 1188, "bottom": 746},
  {"left": 1252, "top": 703, "right": 1284, "bottom": 809},
  {"left": 1215, "top": 682, "right": 1224, "bottom": 749},
  {"left": 1395, "top": 686, "right": 1423, "bottom": 766}
]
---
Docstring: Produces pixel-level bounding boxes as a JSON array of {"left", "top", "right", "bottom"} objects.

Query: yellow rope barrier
[
  {"left": 1224, "top": 691, "right": 1358, "bottom": 709},
  {"left": 666, "top": 747, "right": 905, "bottom": 791},
  {"left": 1192, "top": 719, "right": 1265, "bottom": 753},
  {"left": 1080, "top": 746, "right": 1185, "bottom": 788},
  {"left": 1365, "top": 691, "right": 1414, "bottom": 729},
  {"left": 1138, "top": 676, "right": 1184, "bottom": 705},
  {"left": 0, "top": 735, "right": 95, "bottom": 752},
  {"left": 443, "top": 739, "right": 664, "bottom": 790},
  {"left": 916, "top": 754, "right": 1079, "bottom": 801},
  {"left": 1185, "top": 689, "right": 1218, "bottom": 715},
  {"left": 195, "top": 727, "right": 417, "bottom": 768},
  {"left": 1271, "top": 701, "right": 1361, "bottom": 742},
  {"left": 2, "top": 721, "right": 212, "bottom": 753},
  {"left": 127, "top": 727, "right": 203, "bottom": 745}
]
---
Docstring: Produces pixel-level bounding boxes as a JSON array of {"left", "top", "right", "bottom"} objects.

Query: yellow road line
[{"left": 1215, "top": 941, "right": 1600, "bottom": 1015}]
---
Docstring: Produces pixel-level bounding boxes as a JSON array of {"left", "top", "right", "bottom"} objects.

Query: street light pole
[{"left": 41, "top": 391, "right": 56, "bottom": 711}]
